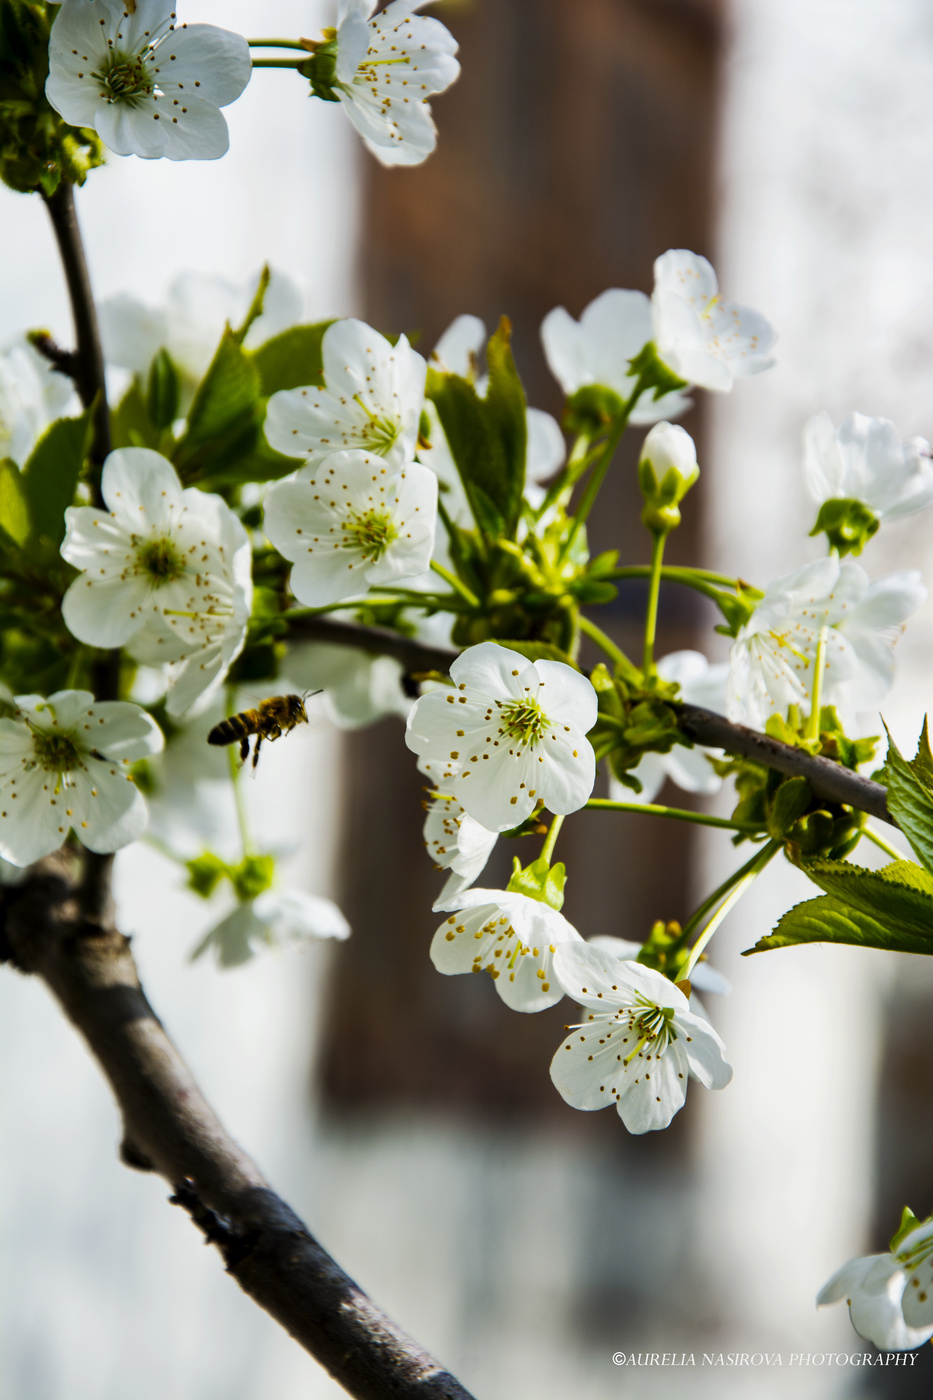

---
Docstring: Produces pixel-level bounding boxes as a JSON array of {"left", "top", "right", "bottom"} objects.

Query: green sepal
[
  {"left": 626, "top": 341, "right": 689, "bottom": 400},
  {"left": 298, "top": 33, "right": 341, "bottom": 102},
  {"left": 507, "top": 855, "right": 566, "bottom": 911},
  {"left": 636, "top": 919, "right": 689, "bottom": 981},
  {"left": 0, "top": 457, "right": 30, "bottom": 547},
  {"left": 561, "top": 384, "right": 626, "bottom": 437},
  {"left": 185, "top": 851, "right": 228, "bottom": 900},
  {"left": 230, "top": 853, "right": 275, "bottom": 902},
  {"left": 810, "top": 497, "right": 880, "bottom": 557},
  {"left": 765, "top": 776, "right": 811, "bottom": 840},
  {"left": 146, "top": 348, "right": 180, "bottom": 431},
  {"left": 637, "top": 454, "right": 699, "bottom": 537},
  {"left": 21, "top": 405, "right": 93, "bottom": 555},
  {"left": 881, "top": 721, "right": 933, "bottom": 876},
  {"left": 425, "top": 317, "right": 527, "bottom": 541},
  {"left": 711, "top": 581, "right": 762, "bottom": 638},
  {"left": 891, "top": 1207, "right": 923, "bottom": 1254},
  {"left": 252, "top": 320, "right": 334, "bottom": 395}
]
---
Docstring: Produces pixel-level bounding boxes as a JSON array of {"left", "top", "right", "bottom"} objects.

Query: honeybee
[{"left": 207, "top": 693, "right": 317, "bottom": 769}]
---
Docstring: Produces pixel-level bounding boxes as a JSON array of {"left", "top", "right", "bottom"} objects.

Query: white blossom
[
  {"left": 405, "top": 642, "right": 598, "bottom": 833},
  {"left": 804, "top": 410, "right": 933, "bottom": 521},
  {"left": 332, "top": 0, "right": 460, "bottom": 167},
  {"left": 727, "top": 557, "right": 926, "bottom": 729},
  {"left": 550, "top": 942, "right": 732, "bottom": 1134},
  {"left": 263, "top": 451, "right": 437, "bottom": 608},
  {"left": 541, "top": 289, "right": 692, "bottom": 422},
  {"left": 611, "top": 651, "right": 727, "bottom": 804},
  {"left": 46, "top": 0, "right": 251, "bottom": 161},
  {"left": 284, "top": 642, "right": 412, "bottom": 729},
  {"left": 419, "top": 756, "right": 498, "bottom": 907},
  {"left": 61, "top": 448, "right": 252, "bottom": 718},
  {"left": 817, "top": 1251, "right": 933, "bottom": 1352},
  {"left": 264, "top": 319, "right": 426, "bottom": 474},
  {"left": 0, "top": 690, "right": 163, "bottom": 866},
  {"left": 192, "top": 888, "right": 350, "bottom": 968},
  {"left": 432, "top": 887, "right": 582, "bottom": 1012},
  {"left": 0, "top": 338, "right": 76, "bottom": 466},
  {"left": 652, "top": 249, "right": 776, "bottom": 392},
  {"left": 99, "top": 268, "right": 304, "bottom": 401},
  {"left": 894, "top": 1218, "right": 933, "bottom": 1331}
]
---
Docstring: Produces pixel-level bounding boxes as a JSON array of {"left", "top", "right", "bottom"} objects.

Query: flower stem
[
  {"left": 539, "top": 813, "right": 565, "bottom": 865},
  {"left": 861, "top": 825, "right": 905, "bottom": 862},
  {"left": 533, "top": 433, "right": 594, "bottom": 520},
  {"left": 608, "top": 564, "right": 745, "bottom": 589},
  {"left": 805, "top": 625, "right": 828, "bottom": 741},
  {"left": 585, "top": 798, "right": 760, "bottom": 833},
  {"left": 247, "top": 38, "right": 310, "bottom": 49},
  {"left": 558, "top": 381, "right": 644, "bottom": 565},
  {"left": 226, "top": 691, "right": 252, "bottom": 854},
  {"left": 681, "top": 840, "right": 780, "bottom": 979},
  {"left": 643, "top": 532, "right": 666, "bottom": 677},
  {"left": 250, "top": 57, "right": 309, "bottom": 68},
  {"left": 578, "top": 613, "right": 635, "bottom": 672},
  {"left": 430, "top": 559, "right": 480, "bottom": 608}
]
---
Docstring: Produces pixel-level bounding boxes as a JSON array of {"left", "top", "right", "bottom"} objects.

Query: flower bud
[{"left": 638, "top": 422, "right": 699, "bottom": 535}]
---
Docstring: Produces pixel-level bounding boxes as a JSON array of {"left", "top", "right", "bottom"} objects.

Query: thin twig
[{"left": 0, "top": 860, "right": 475, "bottom": 1400}]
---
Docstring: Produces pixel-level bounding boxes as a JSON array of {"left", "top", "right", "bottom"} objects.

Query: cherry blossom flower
[
  {"left": 419, "top": 755, "right": 498, "bottom": 907},
  {"left": 550, "top": 942, "right": 732, "bottom": 1134},
  {"left": 99, "top": 268, "right": 304, "bottom": 402},
  {"left": 192, "top": 888, "right": 350, "bottom": 969},
  {"left": 264, "top": 319, "right": 426, "bottom": 474},
  {"left": 61, "top": 448, "right": 252, "bottom": 718},
  {"left": 263, "top": 451, "right": 437, "bottom": 608},
  {"left": 804, "top": 410, "right": 933, "bottom": 521},
  {"left": 541, "top": 289, "right": 693, "bottom": 423},
  {"left": 331, "top": 0, "right": 460, "bottom": 167},
  {"left": 0, "top": 338, "right": 76, "bottom": 466},
  {"left": 726, "top": 557, "right": 926, "bottom": 728},
  {"left": 818, "top": 1251, "right": 933, "bottom": 1351},
  {"left": 0, "top": 690, "right": 163, "bottom": 866},
  {"left": 432, "top": 887, "right": 582, "bottom": 1012},
  {"left": 405, "top": 642, "right": 598, "bottom": 833},
  {"left": 651, "top": 250, "right": 776, "bottom": 392},
  {"left": 894, "top": 1218, "right": 933, "bottom": 1331},
  {"left": 46, "top": 0, "right": 251, "bottom": 161},
  {"left": 610, "top": 651, "right": 727, "bottom": 805}
]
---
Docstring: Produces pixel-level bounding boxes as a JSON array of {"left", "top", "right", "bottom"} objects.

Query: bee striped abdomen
[{"left": 206, "top": 694, "right": 312, "bottom": 769}]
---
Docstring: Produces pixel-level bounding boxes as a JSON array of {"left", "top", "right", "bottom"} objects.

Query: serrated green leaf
[
  {"left": 426, "top": 317, "right": 527, "bottom": 541},
  {"left": 252, "top": 321, "right": 334, "bottom": 396},
  {"left": 747, "top": 890, "right": 933, "bottom": 957},
  {"left": 21, "top": 408, "right": 92, "bottom": 552},
  {"left": 176, "top": 328, "right": 261, "bottom": 457},
  {"left": 486, "top": 638, "right": 578, "bottom": 669},
  {"left": 912, "top": 718, "right": 933, "bottom": 790},
  {"left": 882, "top": 725, "right": 933, "bottom": 876},
  {"left": 798, "top": 856, "right": 933, "bottom": 937},
  {"left": 0, "top": 457, "right": 30, "bottom": 546}
]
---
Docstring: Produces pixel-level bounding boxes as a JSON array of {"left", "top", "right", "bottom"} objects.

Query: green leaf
[
  {"left": 747, "top": 890, "right": 933, "bottom": 957},
  {"left": 21, "top": 408, "right": 92, "bottom": 552},
  {"left": 766, "top": 776, "right": 812, "bottom": 839},
  {"left": 177, "top": 328, "right": 261, "bottom": 455},
  {"left": 197, "top": 432, "right": 300, "bottom": 489},
  {"left": 0, "top": 458, "right": 30, "bottom": 546},
  {"left": 110, "top": 380, "right": 159, "bottom": 451},
  {"left": 252, "top": 321, "right": 334, "bottom": 396},
  {"left": 146, "top": 348, "right": 180, "bottom": 430},
  {"left": 882, "top": 725, "right": 933, "bottom": 876},
  {"left": 426, "top": 317, "right": 527, "bottom": 541},
  {"left": 798, "top": 856, "right": 933, "bottom": 937}
]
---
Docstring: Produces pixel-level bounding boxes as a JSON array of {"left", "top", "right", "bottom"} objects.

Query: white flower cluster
[
  {"left": 819, "top": 1217, "right": 933, "bottom": 1351},
  {"left": 0, "top": 338, "right": 76, "bottom": 466}
]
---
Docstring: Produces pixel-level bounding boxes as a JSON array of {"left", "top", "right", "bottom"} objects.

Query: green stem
[
  {"left": 577, "top": 614, "right": 634, "bottom": 672},
  {"left": 681, "top": 840, "right": 780, "bottom": 979},
  {"left": 862, "top": 825, "right": 905, "bottom": 862},
  {"left": 248, "top": 38, "right": 311, "bottom": 49},
  {"left": 226, "top": 690, "right": 252, "bottom": 855},
  {"left": 250, "top": 57, "right": 308, "bottom": 68},
  {"left": 539, "top": 814, "right": 565, "bottom": 865},
  {"left": 533, "top": 433, "right": 594, "bottom": 520},
  {"left": 643, "top": 533, "right": 666, "bottom": 677},
  {"left": 558, "top": 381, "right": 644, "bottom": 565},
  {"left": 430, "top": 559, "right": 480, "bottom": 608},
  {"left": 608, "top": 564, "right": 752, "bottom": 592},
  {"left": 806, "top": 625, "right": 828, "bottom": 742},
  {"left": 585, "top": 798, "right": 760, "bottom": 833}
]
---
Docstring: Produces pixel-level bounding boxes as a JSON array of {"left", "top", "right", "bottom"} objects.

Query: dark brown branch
[
  {"left": 286, "top": 617, "right": 895, "bottom": 825},
  {"left": 28, "top": 329, "right": 81, "bottom": 380},
  {"left": 0, "top": 860, "right": 475, "bottom": 1400},
  {"left": 40, "top": 181, "right": 111, "bottom": 480}
]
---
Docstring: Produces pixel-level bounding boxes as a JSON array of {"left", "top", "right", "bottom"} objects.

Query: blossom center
[
  {"left": 342, "top": 509, "right": 397, "bottom": 561},
  {"left": 353, "top": 396, "right": 402, "bottom": 457},
  {"left": 621, "top": 999, "right": 676, "bottom": 1063},
  {"left": 31, "top": 730, "right": 83, "bottom": 774},
  {"left": 498, "top": 697, "right": 550, "bottom": 749},
  {"left": 136, "top": 535, "right": 185, "bottom": 586},
  {"left": 94, "top": 51, "right": 153, "bottom": 105}
]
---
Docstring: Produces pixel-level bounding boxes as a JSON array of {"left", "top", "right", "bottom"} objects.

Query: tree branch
[
  {"left": 0, "top": 859, "right": 475, "bottom": 1400},
  {"left": 286, "top": 617, "right": 894, "bottom": 825}
]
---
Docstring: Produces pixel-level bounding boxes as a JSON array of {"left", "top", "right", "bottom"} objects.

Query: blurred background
[{"left": 3, "top": 0, "right": 933, "bottom": 1395}]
